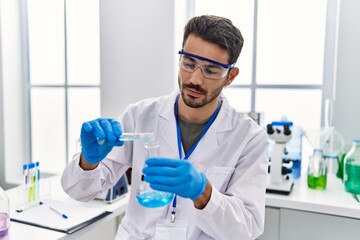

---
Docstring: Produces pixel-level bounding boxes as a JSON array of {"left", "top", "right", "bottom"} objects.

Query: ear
[{"left": 225, "top": 67, "right": 239, "bottom": 86}]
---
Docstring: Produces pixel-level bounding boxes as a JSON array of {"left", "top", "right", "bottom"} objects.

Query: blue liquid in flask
[{"left": 136, "top": 191, "right": 174, "bottom": 208}]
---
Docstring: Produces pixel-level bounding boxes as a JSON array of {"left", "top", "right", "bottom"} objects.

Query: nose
[{"left": 188, "top": 66, "right": 204, "bottom": 85}]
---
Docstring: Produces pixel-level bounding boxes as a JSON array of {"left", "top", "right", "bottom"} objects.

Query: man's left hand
[{"left": 143, "top": 158, "right": 207, "bottom": 200}]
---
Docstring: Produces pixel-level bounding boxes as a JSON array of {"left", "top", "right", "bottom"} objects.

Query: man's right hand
[{"left": 80, "top": 118, "right": 124, "bottom": 165}]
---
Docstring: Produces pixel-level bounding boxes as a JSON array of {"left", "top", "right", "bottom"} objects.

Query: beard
[{"left": 178, "top": 75, "right": 226, "bottom": 108}]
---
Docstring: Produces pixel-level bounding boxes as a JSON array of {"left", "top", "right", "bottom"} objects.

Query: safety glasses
[{"left": 178, "top": 50, "right": 235, "bottom": 80}]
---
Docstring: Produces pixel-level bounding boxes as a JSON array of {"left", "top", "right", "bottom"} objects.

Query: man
[{"left": 61, "top": 15, "right": 269, "bottom": 240}]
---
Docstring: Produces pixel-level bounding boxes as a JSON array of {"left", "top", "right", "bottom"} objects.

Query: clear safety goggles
[{"left": 178, "top": 50, "right": 236, "bottom": 80}]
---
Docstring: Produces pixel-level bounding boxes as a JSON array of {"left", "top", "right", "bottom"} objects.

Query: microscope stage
[{"left": 266, "top": 176, "right": 294, "bottom": 195}]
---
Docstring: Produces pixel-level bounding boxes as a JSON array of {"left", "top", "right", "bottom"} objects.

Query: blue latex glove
[
  {"left": 142, "top": 158, "right": 207, "bottom": 200},
  {"left": 81, "top": 118, "right": 124, "bottom": 164}
]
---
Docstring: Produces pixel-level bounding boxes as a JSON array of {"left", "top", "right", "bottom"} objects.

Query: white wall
[
  {"left": 1, "top": 0, "right": 359, "bottom": 187},
  {"left": 334, "top": 0, "right": 360, "bottom": 148},
  {"left": 0, "top": 0, "right": 4, "bottom": 187},
  {"left": 99, "top": 0, "right": 359, "bottom": 148},
  {"left": 99, "top": 0, "right": 176, "bottom": 118},
  {"left": 0, "top": 0, "right": 29, "bottom": 187}
]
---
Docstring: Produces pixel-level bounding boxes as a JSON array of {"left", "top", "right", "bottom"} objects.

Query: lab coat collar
[{"left": 157, "top": 90, "right": 234, "bottom": 161}]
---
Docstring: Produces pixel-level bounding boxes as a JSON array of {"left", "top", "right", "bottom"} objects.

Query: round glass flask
[
  {"left": 0, "top": 186, "right": 10, "bottom": 240},
  {"left": 136, "top": 141, "right": 174, "bottom": 208}
]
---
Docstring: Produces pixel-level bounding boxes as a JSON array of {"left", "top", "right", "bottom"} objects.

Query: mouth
[{"left": 185, "top": 87, "right": 203, "bottom": 98}]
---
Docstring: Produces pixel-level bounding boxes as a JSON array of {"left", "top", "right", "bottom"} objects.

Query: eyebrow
[{"left": 183, "top": 55, "right": 223, "bottom": 69}]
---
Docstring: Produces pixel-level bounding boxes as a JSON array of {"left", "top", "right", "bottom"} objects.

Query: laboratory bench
[
  {"left": 5, "top": 176, "right": 129, "bottom": 240},
  {"left": 5, "top": 174, "right": 360, "bottom": 240},
  {"left": 259, "top": 174, "right": 360, "bottom": 240}
]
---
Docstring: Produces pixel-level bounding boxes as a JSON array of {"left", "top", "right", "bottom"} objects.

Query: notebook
[{"left": 10, "top": 199, "right": 112, "bottom": 234}]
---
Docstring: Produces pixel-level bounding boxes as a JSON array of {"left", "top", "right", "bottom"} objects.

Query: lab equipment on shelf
[
  {"left": 322, "top": 128, "right": 345, "bottom": 158},
  {"left": 304, "top": 127, "right": 345, "bottom": 175},
  {"left": 28, "top": 162, "right": 35, "bottom": 202},
  {"left": 266, "top": 121, "right": 295, "bottom": 195},
  {"left": 307, "top": 149, "right": 327, "bottom": 190},
  {"left": 268, "top": 122, "right": 303, "bottom": 180},
  {"left": 96, "top": 175, "right": 128, "bottom": 203},
  {"left": 344, "top": 140, "right": 360, "bottom": 194},
  {"left": 17, "top": 162, "right": 42, "bottom": 212}
]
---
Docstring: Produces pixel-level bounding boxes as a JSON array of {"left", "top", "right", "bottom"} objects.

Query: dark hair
[{"left": 182, "top": 15, "right": 244, "bottom": 64}]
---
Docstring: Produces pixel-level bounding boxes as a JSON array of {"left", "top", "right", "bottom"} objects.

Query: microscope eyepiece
[
  {"left": 266, "top": 124, "right": 274, "bottom": 134},
  {"left": 283, "top": 124, "right": 291, "bottom": 136}
]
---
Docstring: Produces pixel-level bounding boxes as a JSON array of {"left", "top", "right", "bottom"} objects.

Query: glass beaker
[
  {"left": 136, "top": 141, "right": 174, "bottom": 208},
  {"left": 307, "top": 149, "right": 327, "bottom": 190}
]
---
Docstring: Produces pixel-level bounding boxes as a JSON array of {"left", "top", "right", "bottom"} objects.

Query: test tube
[
  {"left": 23, "top": 164, "right": 28, "bottom": 185},
  {"left": 28, "top": 162, "right": 35, "bottom": 202},
  {"left": 119, "top": 133, "right": 154, "bottom": 141},
  {"left": 97, "top": 133, "right": 154, "bottom": 145},
  {"left": 35, "top": 162, "right": 40, "bottom": 201}
]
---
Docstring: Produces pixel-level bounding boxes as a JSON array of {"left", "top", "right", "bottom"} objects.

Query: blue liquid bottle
[{"left": 136, "top": 141, "right": 174, "bottom": 208}]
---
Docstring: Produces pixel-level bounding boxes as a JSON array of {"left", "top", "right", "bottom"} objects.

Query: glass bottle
[
  {"left": 136, "top": 141, "right": 174, "bottom": 208},
  {"left": 344, "top": 140, "right": 360, "bottom": 194},
  {"left": 307, "top": 149, "right": 327, "bottom": 190},
  {"left": 0, "top": 186, "right": 10, "bottom": 240}
]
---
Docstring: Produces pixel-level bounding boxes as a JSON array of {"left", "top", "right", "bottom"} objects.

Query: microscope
[{"left": 266, "top": 122, "right": 294, "bottom": 195}]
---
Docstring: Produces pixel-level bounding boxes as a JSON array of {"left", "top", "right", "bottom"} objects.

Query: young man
[{"left": 61, "top": 15, "right": 269, "bottom": 240}]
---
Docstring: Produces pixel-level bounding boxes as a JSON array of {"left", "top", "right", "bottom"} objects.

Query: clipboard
[{"left": 10, "top": 199, "right": 112, "bottom": 234}]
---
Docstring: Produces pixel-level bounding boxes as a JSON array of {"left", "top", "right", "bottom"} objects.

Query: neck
[{"left": 178, "top": 97, "right": 219, "bottom": 123}]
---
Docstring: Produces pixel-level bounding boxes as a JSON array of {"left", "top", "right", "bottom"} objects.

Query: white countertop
[
  {"left": 5, "top": 173, "right": 360, "bottom": 240},
  {"left": 6, "top": 176, "right": 129, "bottom": 240},
  {"left": 265, "top": 174, "right": 360, "bottom": 219}
]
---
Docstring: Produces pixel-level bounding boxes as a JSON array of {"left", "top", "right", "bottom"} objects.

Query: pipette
[{"left": 97, "top": 133, "right": 154, "bottom": 145}]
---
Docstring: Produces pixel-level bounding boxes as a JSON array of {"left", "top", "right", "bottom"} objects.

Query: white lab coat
[{"left": 61, "top": 90, "right": 269, "bottom": 240}]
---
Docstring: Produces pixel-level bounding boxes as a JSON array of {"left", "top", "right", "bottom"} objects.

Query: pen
[
  {"left": 49, "top": 206, "right": 68, "bottom": 219},
  {"left": 16, "top": 201, "right": 43, "bottom": 213}
]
